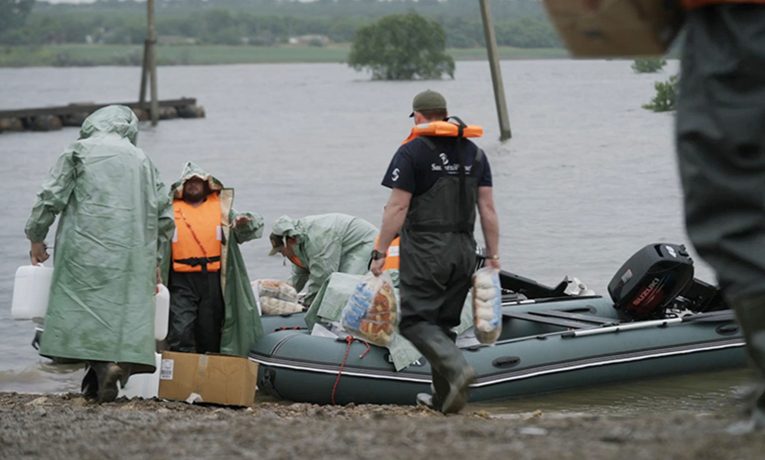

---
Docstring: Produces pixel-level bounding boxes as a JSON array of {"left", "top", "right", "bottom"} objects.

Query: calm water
[{"left": 0, "top": 60, "right": 752, "bottom": 410}]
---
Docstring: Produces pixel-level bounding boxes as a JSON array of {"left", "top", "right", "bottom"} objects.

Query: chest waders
[
  {"left": 398, "top": 118, "right": 484, "bottom": 413},
  {"left": 676, "top": 6, "right": 765, "bottom": 433}
]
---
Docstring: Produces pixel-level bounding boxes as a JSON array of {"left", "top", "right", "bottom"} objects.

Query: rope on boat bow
[{"left": 331, "top": 335, "right": 371, "bottom": 405}]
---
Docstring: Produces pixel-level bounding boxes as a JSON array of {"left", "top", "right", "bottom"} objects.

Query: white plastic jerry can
[
  {"left": 11, "top": 265, "right": 54, "bottom": 323},
  {"left": 154, "top": 284, "right": 170, "bottom": 341}
]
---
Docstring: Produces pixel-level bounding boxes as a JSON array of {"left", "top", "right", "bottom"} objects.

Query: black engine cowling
[{"left": 608, "top": 243, "right": 694, "bottom": 319}]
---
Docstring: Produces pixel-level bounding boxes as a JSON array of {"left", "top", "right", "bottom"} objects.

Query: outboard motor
[
  {"left": 608, "top": 243, "right": 694, "bottom": 319},
  {"left": 676, "top": 277, "right": 728, "bottom": 312}
]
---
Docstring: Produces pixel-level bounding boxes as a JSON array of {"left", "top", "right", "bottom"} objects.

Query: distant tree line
[{"left": 0, "top": 0, "right": 560, "bottom": 49}]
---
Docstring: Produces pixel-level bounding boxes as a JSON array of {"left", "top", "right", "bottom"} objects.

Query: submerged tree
[
  {"left": 348, "top": 12, "right": 454, "bottom": 80},
  {"left": 632, "top": 57, "right": 667, "bottom": 74},
  {"left": 643, "top": 74, "right": 678, "bottom": 112}
]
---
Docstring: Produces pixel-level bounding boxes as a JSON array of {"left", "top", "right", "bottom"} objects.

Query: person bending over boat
[
  {"left": 25, "top": 105, "right": 175, "bottom": 403},
  {"left": 674, "top": 1, "right": 765, "bottom": 434},
  {"left": 162, "top": 162, "right": 264, "bottom": 356},
  {"left": 268, "top": 213, "right": 377, "bottom": 307},
  {"left": 370, "top": 90, "right": 501, "bottom": 414}
]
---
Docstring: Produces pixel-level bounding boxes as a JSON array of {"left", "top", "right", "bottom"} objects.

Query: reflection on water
[
  {"left": 474, "top": 369, "right": 756, "bottom": 416},
  {"left": 0, "top": 60, "right": 749, "bottom": 414},
  {"left": 1, "top": 362, "right": 85, "bottom": 395}
]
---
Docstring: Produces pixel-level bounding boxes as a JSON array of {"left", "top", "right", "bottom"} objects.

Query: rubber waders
[
  {"left": 401, "top": 322, "right": 475, "bottom": 414},
  {"left": 728, "top": 296, "right": 765, "bottom": 434}
]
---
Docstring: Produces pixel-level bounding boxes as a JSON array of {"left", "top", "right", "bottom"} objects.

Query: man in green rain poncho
[
  {"left": 161, "top": 162, "right": 265, "bottom": 357},
  {"left": 25, "top": 105, "right": 175, "bottom": 403},
  {"left": 268, "top": 214, "right": 377, "bottom": 307}
]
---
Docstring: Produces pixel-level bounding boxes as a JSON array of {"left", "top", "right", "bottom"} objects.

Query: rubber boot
[
  {"left": 91, "top": 362, "right": 128, "bottom": 403},
  {"left": 416, "top": 368, "right": 449, "bottom": 411},
  {"left": 727, "top": 297, "right": 765, "bottom": 434},
  {"left": 401, "top": 322, "right": 475, "bottom": 414},
  {"left": 81, "top": 365, "right": 98, "bottom": 401}
]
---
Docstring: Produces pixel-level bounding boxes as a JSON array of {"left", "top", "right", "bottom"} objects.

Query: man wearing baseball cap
[
  {"left": 409, "top": 89, "right": 448, "bottom": 118},
  {"left": 370, "top": 90, "right": 501, "bottom": 414}
]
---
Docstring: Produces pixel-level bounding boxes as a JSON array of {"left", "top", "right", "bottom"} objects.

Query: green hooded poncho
[
  {"left": 271, "top": 213, "right": 377, "bottom": 306},
  {"left": 26, "top": 105, "right": 175, "bottom": 371},
  {"left": 161, "top": 162, "right": 265, "bottom": 356}
]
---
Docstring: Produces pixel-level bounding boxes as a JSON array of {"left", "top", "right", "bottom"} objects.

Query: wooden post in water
[
  {"left": 139, "top": 0, "right": 159, "bottom": 126},
  {"left": 479, "top": 0, "right": 512, "bottom": 142}
]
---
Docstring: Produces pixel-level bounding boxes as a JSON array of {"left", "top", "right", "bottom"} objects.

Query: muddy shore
[{"left": 1, "top": 392, "right": 763, "bottom": 460}]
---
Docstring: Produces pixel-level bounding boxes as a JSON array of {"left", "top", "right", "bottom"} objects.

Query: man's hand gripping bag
[
  {"left": 341, "top": 272, "right": 398, "bottom": 347},
  {"left": 472, "top": 267, "right": 502, "bottom": 344}
]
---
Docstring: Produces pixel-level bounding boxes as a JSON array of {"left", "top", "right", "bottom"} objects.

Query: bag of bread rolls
[
  {"left": 251, "top": 279, "right": 303, "bottom": 315},
  {"left": 472, "top": 267, "right": 502, "bottom": 344},
  {"left": 341, "top": 271, "right": 398, "bottom": 347}
]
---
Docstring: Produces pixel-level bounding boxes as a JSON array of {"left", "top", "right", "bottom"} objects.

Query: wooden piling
[
  {"left": 139, "top": 0, "right": 159, "bottom": 126},
  {"left": 480, "top": 0, "right": 512, "bottom": 142}
]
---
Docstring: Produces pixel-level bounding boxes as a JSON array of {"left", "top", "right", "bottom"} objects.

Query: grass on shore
[{"left": 0, "top": 43, "right": 568, "bottom": 67}]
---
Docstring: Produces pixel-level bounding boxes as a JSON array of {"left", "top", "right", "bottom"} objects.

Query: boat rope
[{"left": 331, "top": 335, "right": 371, "bottom": 405}]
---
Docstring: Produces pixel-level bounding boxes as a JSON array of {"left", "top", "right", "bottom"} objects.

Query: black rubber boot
[
  {"left": 81, "top": 365, "right": 98, "bottom": 401},
  {"left": 91, "top": 362, "right": 128, "bottom": 403},
  {"left": 728, "top": 297, "right": 765, "bottom": 434},
  {"left": 401, "top": 322, "right": 475, "bottom": 414},
  {"left": 416, "top": 368, "right": 449, "bottom": 411}
]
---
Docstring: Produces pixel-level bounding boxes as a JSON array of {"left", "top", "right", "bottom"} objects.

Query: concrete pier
[{"left": 0, "top": 98, "right": 204, "bottom": 133}]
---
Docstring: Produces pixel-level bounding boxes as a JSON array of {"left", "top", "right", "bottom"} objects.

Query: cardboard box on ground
[
  {"left": 543, "top": 0, "right": 685, "bottom": 57},
  {"left": 158, "top": 351, "right": 259, "bottom": 407}
]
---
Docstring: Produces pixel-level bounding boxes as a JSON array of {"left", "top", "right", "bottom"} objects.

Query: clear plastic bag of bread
[
  {"left": 341, "top": 271, "right": 398, "bottom": 347},
  {"left": 251, "top": 279, "right": 304, "bottom": 315},
  {"left": 472, "top": 267, "right": 502, "bottom": 344}
]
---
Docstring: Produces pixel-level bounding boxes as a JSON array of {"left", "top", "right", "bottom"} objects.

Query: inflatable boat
[{"left": 250, "top": 244, "right": 748, "bottom": 405}]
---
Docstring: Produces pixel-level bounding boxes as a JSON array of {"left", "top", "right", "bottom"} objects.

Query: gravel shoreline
[{"left": 1, "top": 392, "right": 763, "bottom": 460}]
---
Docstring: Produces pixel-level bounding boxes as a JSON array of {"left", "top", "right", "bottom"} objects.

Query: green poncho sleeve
[
  {"left": 25, "top": 148, "right": 77, "bottom": 243},
  {"left": 155, "top": 169, "right": 175, "bottom": 266},
  {"left": 229, "top": 209, "right": 264, "bottom": 244}
]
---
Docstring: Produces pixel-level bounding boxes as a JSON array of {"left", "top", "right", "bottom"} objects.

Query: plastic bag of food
[
  {"left": 472, "top": 267, "right": 502, "bottom": 344},
  {"left": 341, "top": 271, "right": 398, "bottom": 347},
  {"left": 251, "top": 279, "right": 303, "bottom": 315},
  {"left": 256, "top": 279, "right": 298, "bottom": 302}
]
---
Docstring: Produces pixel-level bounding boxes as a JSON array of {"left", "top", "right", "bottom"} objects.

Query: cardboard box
[
  {"left": 158, "top": 351, "right": 258, "bottom": 406},
  {"left": 543, "top": 0, "right": 684, "bottom": 57}
]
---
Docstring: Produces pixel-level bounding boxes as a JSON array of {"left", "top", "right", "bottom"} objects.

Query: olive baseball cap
[{"left": 409, "top": 90, "right": 447, "bottom": 117}]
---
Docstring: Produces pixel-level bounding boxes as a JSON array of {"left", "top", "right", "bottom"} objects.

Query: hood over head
[
  {"left": 79, "top": 105, "right": 139, "bottom": 145},
  {"left": 171, "top": 161, "right": 224, "bottom": 199},
  {"left": 268, "top": 215, "right": 307, "bottom": 256}
]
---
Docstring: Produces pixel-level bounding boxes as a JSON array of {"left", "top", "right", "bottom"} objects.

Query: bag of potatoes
[
  {"left": 341, "top": 271, "right": 398, "bottom": 347},
  {"left": 252, "top": 279, "right": 304, "bottom": 315},
  {"left": 472, "top": 267, "right": 502, "bottom": 344}
]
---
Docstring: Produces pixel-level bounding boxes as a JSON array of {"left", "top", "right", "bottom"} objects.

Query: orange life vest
[
  {"left": 172, "top": 193, "right": 223, "bottom": 273},
  {"left": 402, "top": 120, "right": 484, "bottom": 145},
  {"left": 384, "top": 237, "right": 400, "bottom": 271},
  {"left": 374, "top": 235, "right": 401, "bottom": 271},
  {"left": 288, "top": 253, "right": 306, "bottom": 270},
  {"left": 682, "top": 0, "right": 765, "bottom": 8}
]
